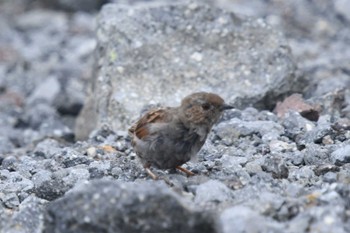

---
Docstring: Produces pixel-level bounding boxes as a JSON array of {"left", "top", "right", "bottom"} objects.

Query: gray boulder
[
  {"left": 44, "top": 180, "right": 215, "bottom": 233},
  {"left": 76, "top": 1, "right": 299, "bottom": 138},
  {"left": 2, "top": 196, "right": 47, "bottom": 233}
]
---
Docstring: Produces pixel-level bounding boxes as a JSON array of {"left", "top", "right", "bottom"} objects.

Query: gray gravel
[{"left": 0, "top": 0, "right": 350, "bottom": 233}]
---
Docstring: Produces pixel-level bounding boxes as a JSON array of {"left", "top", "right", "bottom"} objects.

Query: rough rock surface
[
  {"left": 76, "top": 2, "right": 299, "bottom": 137},
  {"left": 44, "top": 180, "right": 215, "bottom": 233},
  {"left": 0, "top": 1, "right": 350, "bottom": 233}
]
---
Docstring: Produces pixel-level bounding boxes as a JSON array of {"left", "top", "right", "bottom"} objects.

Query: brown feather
[{"left": 129, "top": 108, "right": 169, "bottom": 140}]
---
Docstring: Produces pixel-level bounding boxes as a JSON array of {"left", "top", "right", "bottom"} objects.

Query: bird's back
[{"left": 129, "top": 108, "right": 205, "bottom": 169}]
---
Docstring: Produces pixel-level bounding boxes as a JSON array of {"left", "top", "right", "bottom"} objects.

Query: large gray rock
[
  {"left": 44, "top": 180, "right": 215, "bottom": 233},
  {"left": 2, "top": 196, "right": 47, "bottom": 233},
  {"left": 76, "top": 1, "right": 299, "bottom": 138}
]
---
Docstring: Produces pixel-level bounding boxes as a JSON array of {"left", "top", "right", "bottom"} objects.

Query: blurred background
[
  {"left": 0, "top": 0, "right": 349, "bottom": 150},
  {"left": 1, "top": 2, "right": 350, "bottom": 232}
]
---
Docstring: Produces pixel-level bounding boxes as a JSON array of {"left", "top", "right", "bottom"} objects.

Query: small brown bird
[{"left": 129, "top": 92, "right": 233, "bottom": 179}]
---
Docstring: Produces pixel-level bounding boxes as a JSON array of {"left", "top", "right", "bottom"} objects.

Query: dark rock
[
  {"left": 88, "top": 167, "right": 104, "bottom": 179},
  {"left": 35, "top": 179, "right": 71, "bottom": 201},
  {"left": 261, "top": 155, "right": 289, "bottom": 179},
  {"left": 314, "top": 164, "right": 340, "bottom": 176},
  {"left": 88, "top": 161, "right": 110, "bottom": 179},
  {"left": 76, "top": 1, "right": 299, "bottom": 138},
  {"left": 44, "top": 180, "right": 216, "bottom": 233},
  {"left": 62, "top": 155, "right": 91, "bottom": 168},
  {"left": 40, "top": 0, "right": 108, "bottom": 12}
]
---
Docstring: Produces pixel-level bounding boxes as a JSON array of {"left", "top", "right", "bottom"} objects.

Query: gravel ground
[{"left": 0, "top": 1, "right": 349, "bottom": 233}]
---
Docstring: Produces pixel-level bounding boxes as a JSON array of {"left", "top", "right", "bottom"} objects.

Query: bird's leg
[
  {"left": 144, "top": 166, "right": 158, "bottom": 180},
  {"left": 176, "top": 166, "right": 195, "bottom": 176}
]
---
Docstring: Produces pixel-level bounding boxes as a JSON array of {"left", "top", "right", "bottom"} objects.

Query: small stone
[
  {"left": 62, "top": 155, "right": 91, "bottom": 168},
  {"left": 289, "top": 166, "right": 315, "bottom": 184},
  {"left": 337, "top": 165, "right": 350, "bottom": 184},
  {"left": 244, "top": 161, "right": 263, "bottom": 175},
  {"left": 335, "top": 0, "right": 350, "bottom": 21},
  {"left": 62, "top": 168, "right": 90, "bottom": 187},
  {"left": 322, "top": 135, "right": 334, "bottom": 145},
  {"left": 88, "top": 161, "right": 111, "bottom": 179},
  {"left": 290, "top": 151, "right": 304, "bottom": 166},
  {"left": 269, "top": 140, "right": 296, "bottom": 153},
  {"left": 32, "top": 170, "right": 53, "bottom": 188},
  {"left": 323, "top": 172, "right": 337, "bottom": 183},
  {"left": 261, "top": 155, "right": 289, "bottom": 179},
  {"left": 1, "top": 156, "right": 18, "bottom": 171},
  {"left": 190, "top": 52, "right": 203, "bottom": 62},
  {"left": 330, "top": 145, "right": 350, "bottom": 166},
  {"left": 194, "top": 180, "right": 233, "bottom": 204},
  {"left": 33, "top": 139, "right": 62, "bottom": 159},
  {"left": 1, "top": 193, "right": 20, "bottom": 209},
  {"left": 314, "top": 164, "right": 340, "bottom": 176},
  {"left": 34, "top": 179, "right": 71, "bottom": 201},
  {"left": 110, "top": 167, "right": 123, "bottom": 178},
  {"left": 303, "top": 144, "right": 330, "bottom": 166}
]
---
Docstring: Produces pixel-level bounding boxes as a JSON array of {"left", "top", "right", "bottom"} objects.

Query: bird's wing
[{"left": 128, "top": 108, "right": 170, "bottom": 140}]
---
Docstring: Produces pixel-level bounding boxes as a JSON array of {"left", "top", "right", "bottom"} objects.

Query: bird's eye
[{"left": 202, "top": 103, "right": 211, "bottom": 110}]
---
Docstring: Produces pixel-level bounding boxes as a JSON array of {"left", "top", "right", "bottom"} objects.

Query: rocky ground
[{"left": 0, "top": 0, "right": 349, "bottom": 233}]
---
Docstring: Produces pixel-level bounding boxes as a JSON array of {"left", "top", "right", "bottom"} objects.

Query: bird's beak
[{"left": 220, "top": 103, "right": 234, "bottom": 111}]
